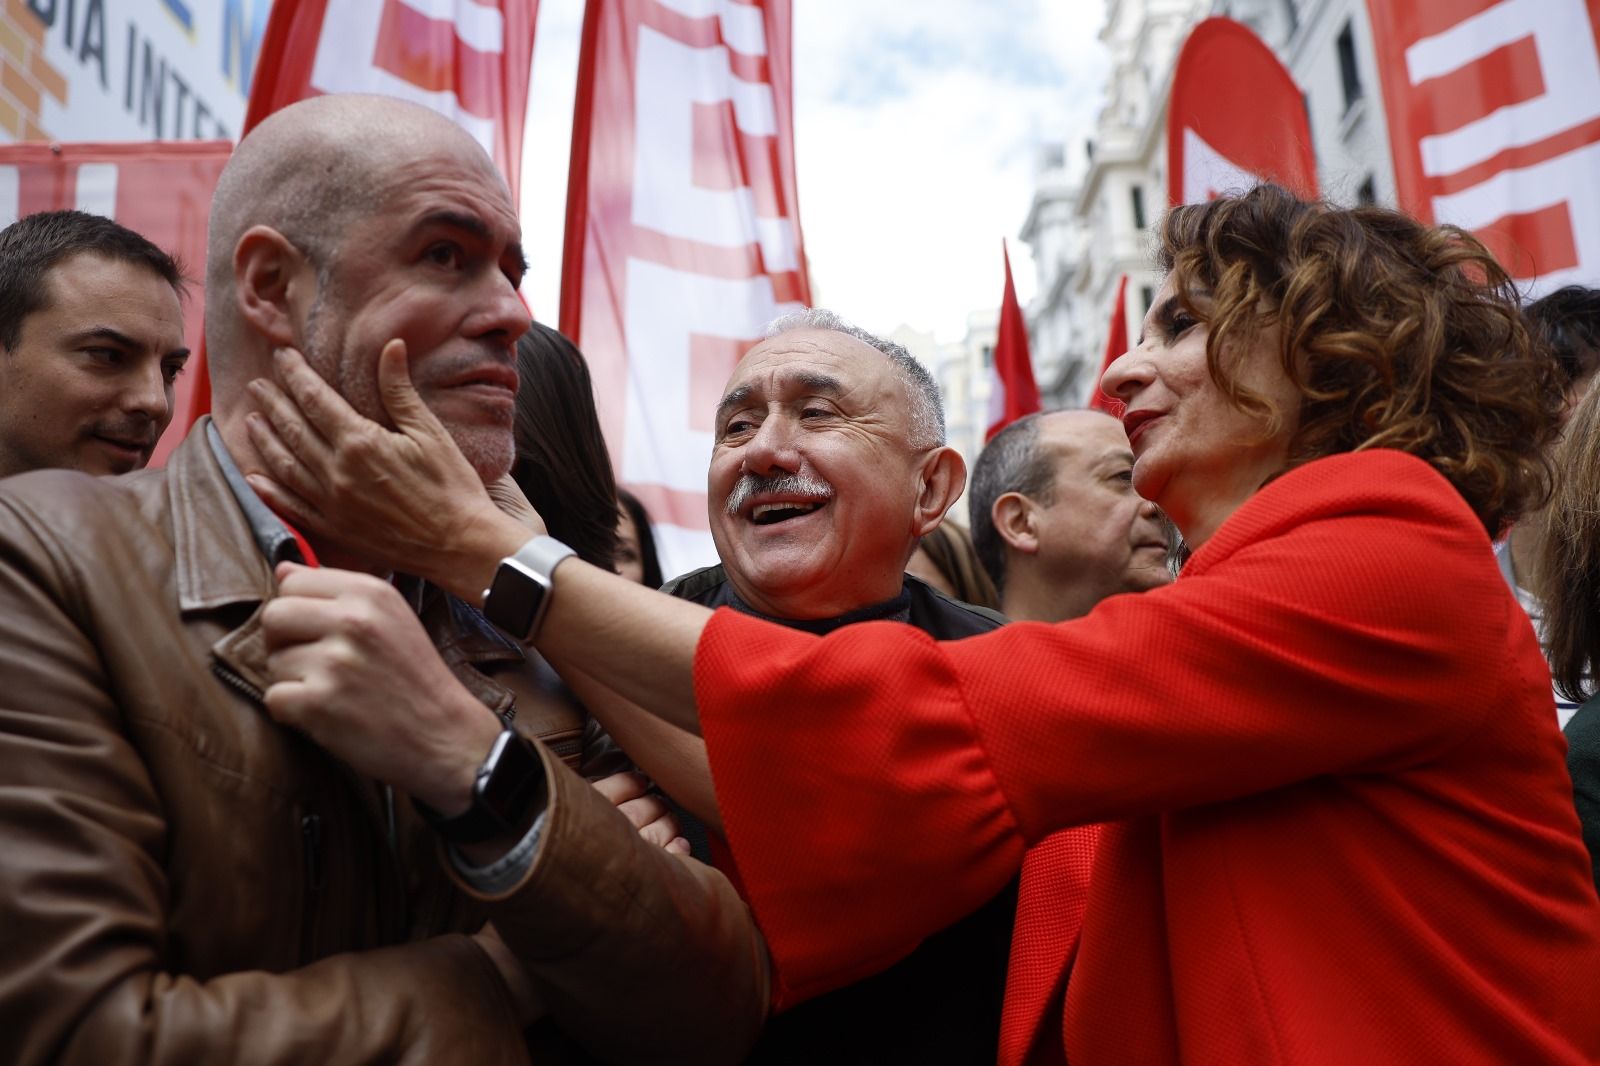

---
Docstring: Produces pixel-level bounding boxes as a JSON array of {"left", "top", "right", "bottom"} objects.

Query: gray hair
[
  {"left": 968, "top": 412, "right": 1056, "bottom": 590},
  {"left": 765, "top": 308, "right": 945, "bottom": 448}
]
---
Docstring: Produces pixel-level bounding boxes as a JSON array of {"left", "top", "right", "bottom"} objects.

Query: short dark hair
[
  {"left": 969, "top": 412, "right": 1056, "bottom": 590},
  {"left": 1524, "top": 286, "right": 1600, "bottom": 390},
  {"left": 617, "top": 487, "right": 665, "bottom": 590},
  {"left": 0, "top": 210, "right": 184, "bottom": 350},
  {"left": 512, "top": 323, "right": 619, "bottom": 571}
]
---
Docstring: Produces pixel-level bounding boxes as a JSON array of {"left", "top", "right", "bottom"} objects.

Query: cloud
[
  {"left": 520, "top": 0, "right": 1108, "bottom": 343},
  {"left": 793, "top": 1, "right": 1107, "bottom": 340}
]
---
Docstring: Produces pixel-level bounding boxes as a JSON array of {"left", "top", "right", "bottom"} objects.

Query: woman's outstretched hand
[{"left": 244, "top": 341, "right": 533, "bottom": 603}]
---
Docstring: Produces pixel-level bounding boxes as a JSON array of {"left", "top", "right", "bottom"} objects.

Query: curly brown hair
[{"left": 1158, "top": 183, "right": 1562, "bottom": 536}]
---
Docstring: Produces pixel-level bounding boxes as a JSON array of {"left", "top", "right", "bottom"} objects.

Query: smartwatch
[
  {"left": 419, "top": 728, "right": 546, "bottom": 845},
  {"left": 481, "top": 535, "right": 576, "bottom": 641}
]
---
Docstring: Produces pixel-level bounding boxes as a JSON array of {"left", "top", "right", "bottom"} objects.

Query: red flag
[
  {"left": 1167, "top": 18, "right": 1318, "bottom": 207},
  {"left": 985, "top": 241, "right": 1040, "bottom": 441},
  {"left": 1089, "top": 274, "right": 1129, "bottom": 417},
  {"left": 562, "top": 0, "right": 811, "bottom": 575},
  {"left": 0, "top": 140, "right": 233, "bottom": 467},
  {"left": 1367, "top": 0, "right": 1600, "bottom": 294},
  {"left": 184, "top": 0, "right": 539, "bottom": 431}
]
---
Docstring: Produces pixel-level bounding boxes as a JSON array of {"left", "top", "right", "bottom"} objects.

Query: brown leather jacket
[{"left": 0, "top": 424, "right": 768, "bottom": 1065}]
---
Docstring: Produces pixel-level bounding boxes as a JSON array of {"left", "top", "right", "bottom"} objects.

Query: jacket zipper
[{"left": 211, "top": 659, "right": 265, "bottom": 703}]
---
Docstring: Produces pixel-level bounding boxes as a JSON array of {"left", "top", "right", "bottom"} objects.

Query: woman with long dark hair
[{"left": 509, "top": 322, "right": 618, "bottom": 571}]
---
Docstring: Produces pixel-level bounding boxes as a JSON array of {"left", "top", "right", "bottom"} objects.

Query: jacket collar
[
  {"left": 169, "top": 417, "right": 279, "bottom": 615},
  {"left": 170, "top": 418, "right": 526, "bottom": 711}
]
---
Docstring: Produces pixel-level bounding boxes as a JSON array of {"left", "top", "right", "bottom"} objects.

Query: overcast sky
[{"left": 519, "top": 0, "right": 1109, "bottom": 343}]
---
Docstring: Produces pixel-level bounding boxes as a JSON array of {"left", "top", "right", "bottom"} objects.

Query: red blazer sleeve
[{"left": 695, "top": 451, "right": 1528, "bottom": 1004}]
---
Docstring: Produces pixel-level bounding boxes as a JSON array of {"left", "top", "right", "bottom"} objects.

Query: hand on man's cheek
[{"left": 259, "top": 562, "right": 504, "bottom": 814}]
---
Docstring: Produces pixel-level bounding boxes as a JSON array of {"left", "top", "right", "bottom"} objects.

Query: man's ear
[
  {"left": 911, "top": 446, "right": 966, "bottom": 538},
  {"left": 234, "top": 225, "right": 316, "bottom": 347},
  {"left": 993, "top": 492, "right": 1040, "bottom": 554}
]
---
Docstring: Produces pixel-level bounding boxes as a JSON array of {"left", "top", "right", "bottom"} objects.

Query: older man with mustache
[
  {"left": 575, "top": 309, "right": 1021, "bottom": 1062},
  {"left": 244, "top": 306, "right": 1047, "bottom": 1062}
]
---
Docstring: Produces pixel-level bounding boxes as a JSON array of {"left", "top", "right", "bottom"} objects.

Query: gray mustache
[{"left": 725, "top": 472, "right": 834, "bottom": 515}]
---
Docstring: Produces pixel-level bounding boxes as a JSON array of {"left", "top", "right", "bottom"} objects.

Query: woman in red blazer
[{"left": 248, "top": 185, "right": 1600, "bottom": 1064}]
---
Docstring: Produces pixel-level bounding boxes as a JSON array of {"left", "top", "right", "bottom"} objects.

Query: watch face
[
  {"left": 485, "top": 557, "right": 547, "bottom": 639},
  {"left": 480, "top": 730, "right": 545, "bottom": 825}
]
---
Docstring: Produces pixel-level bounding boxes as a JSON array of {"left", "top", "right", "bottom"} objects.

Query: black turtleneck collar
[{"left": 716, "top": 581, "right": 913, "bottom": 635}]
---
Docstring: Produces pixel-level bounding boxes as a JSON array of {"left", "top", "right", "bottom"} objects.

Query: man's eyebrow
[
  {"left": 792, "top": 372, "right": 844, "bottom": 396},
  {"left": 714, "top": 373, "right": 845, "bottom": 424},
  {"left": 716, "top": 384, "right": 754, "bottom": 423},
  {"left": 1096, "top": 448, "right": 1135, "bottom": 469},
  {"left": 413, "top": 210, "right": 529, "bottom": 275},
  {"left": 415, "top": 209, "right": 490, "bottom": 241},
  {"left": 66, "top": 326, "right": 188, "bottom": 358}
]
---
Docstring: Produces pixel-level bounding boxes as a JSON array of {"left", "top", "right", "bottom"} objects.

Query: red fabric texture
[{"left": 696, "top": 449, "right": 1600, "bottom": 1065}]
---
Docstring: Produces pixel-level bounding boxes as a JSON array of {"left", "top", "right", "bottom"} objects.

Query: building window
[
  {"left": 982, "top": 345, "right": 994, "bottom": 369},
  {"left": 1140, "top": 285, "right": 1155, "bottom": 315},
  {"left": 1337, "top": 20, "right": 1363, "bottom": 115},
  {"left": 1356, "top": 174, "right": 1376, "bottom": 205},
  {"left": 1131, "top": 185, "right": 1147, "bottom": 231}
]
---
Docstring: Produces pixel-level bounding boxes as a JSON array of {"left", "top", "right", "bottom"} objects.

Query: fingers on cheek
[
  {"left": 248, "top": 475, "right": 321, "bottom": 530},
  {"left": 246, "top": 415, "right": 316, "bottom": 498}
]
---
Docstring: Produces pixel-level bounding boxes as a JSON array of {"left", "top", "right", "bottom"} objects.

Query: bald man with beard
[{"left": 0, "top": 95, "right": 766, "bottom": 1066}]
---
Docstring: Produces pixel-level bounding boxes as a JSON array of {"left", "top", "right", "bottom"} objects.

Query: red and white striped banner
[
  {"left": 561, "top": 0, "right": 811, "bottom": 575},
  {"left": 1368, "top": 0, "right": 1600, "bottom": 293},
  {"left": 244, "top": 0, "right": 537, "bottom": 199},
  {"left": 0, "top": 140, "right": 232, "bottom": 466}
]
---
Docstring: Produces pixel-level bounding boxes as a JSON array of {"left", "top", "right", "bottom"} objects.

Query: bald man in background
[
  {"left": 970, "top": 409, "right": 1171, "bottom": 622},
  {"left": 0, "top": 95, "right": 765, "bottom": 1065}
]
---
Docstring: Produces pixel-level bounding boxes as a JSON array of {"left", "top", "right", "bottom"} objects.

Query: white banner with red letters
[
  {"left": 244, "top": 0, "right": 536, "bottom": 199},
  {"left": 1368, "top": 0, "right": 1600, "bottom": 294},
  {"left": 561, "top": 0, "right": 810, "bottom": 576}
]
